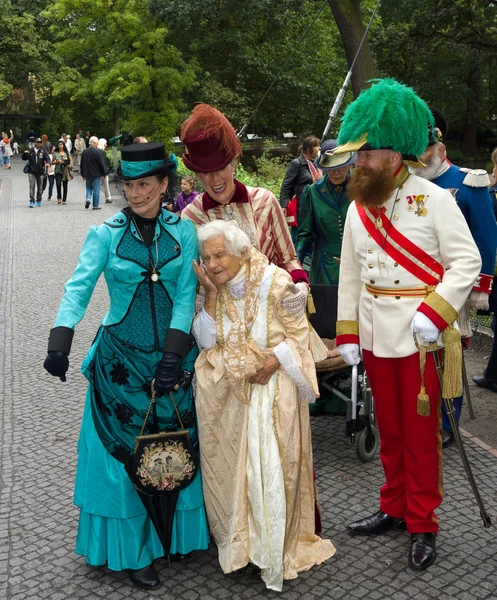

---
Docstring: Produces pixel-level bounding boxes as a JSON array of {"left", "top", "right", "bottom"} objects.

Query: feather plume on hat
[
  {"left": 180, "top": 104, "right": 242, "bottom": 173},
  {"left": 335, "top": 79, "right": 434, "bottom": 161}
]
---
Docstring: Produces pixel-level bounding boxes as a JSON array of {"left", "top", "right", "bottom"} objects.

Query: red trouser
[{"left": 362, "top": 350, "right": 443, "bottom": 533}]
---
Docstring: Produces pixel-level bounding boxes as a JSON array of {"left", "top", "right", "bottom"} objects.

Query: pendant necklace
[{"left": 132, "top": 217, "right": 160, "bottom": 282}]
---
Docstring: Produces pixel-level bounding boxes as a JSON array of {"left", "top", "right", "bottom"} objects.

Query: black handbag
[
  {"left": 23, "top": 163, "right": 29, "bottom": 174},
  {"left": 128, "top": 383, "right": 199, "bottom": 496}
]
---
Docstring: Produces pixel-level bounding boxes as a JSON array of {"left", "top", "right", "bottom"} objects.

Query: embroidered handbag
[{"left": 128, "top": 383, "right": 199, "bottom": 496}]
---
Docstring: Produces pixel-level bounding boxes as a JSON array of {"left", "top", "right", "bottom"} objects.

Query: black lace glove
[
  {"left": 154, "top": 352, "right": 181, "bottom": 395},
  {"left": 44, "top": 352, "right": 69, "bottom": 382}
]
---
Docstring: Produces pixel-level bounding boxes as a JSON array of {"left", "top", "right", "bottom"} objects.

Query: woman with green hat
[
  {"left": 295, "top": 139, "right": 357, "bottom": 284},
  {"left": 43, "top": 142, "right": 209, "bottom": 590}
]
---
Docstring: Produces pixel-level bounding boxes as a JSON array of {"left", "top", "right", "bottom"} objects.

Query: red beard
[{"left": 347, "top": 164, "right": 396, "bottom": 208}]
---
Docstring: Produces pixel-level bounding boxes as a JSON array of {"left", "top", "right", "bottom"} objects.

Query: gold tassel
[
  {"left": 442, "top": 327, "right": 462, "bottom": 399},
  {"left": 307, "top": 292, "right": 316, "bottom": 315},
  {"left": 417, "top": 345, "right": 431, "bottom": 416}
]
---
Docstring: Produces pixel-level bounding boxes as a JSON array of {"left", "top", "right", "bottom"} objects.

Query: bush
[
  {"left": 171, "top": 149, "right": 288, "bottom": 198},
  {"left": 237, "top": 151, "right": 287, "bottom": 197}
]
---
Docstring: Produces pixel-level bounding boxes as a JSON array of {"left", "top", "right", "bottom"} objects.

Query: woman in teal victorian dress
[
  {"left": 295, "top": 139, "right": 357, "bottom": 284},
  {"left": 43, "top": 143, "right": 209, "bottom": 591}
]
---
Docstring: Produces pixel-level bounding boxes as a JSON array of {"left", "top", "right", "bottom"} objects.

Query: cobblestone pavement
[{"left": 1, "top": 158, "right": 497, "bottom": 600}]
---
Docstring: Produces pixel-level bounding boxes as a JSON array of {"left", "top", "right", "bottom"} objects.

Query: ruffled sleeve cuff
[{"left": 418, "top": 292, "right": 458, "bottom": 331}]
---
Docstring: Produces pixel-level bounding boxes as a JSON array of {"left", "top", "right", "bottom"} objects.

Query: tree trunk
[
  {"left": 462, "top": 46, "right": 480, "bottom": 155},
  {"left": 327, "top": 0, "right": 376, "bottom": 97},
  {"left": 112, "top": 107, "right": 119, "bottom": 137}
]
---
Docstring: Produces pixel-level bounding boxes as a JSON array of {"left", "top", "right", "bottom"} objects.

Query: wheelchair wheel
[{"left": 355, "top": 425, "right": 379, "bottom": 462}]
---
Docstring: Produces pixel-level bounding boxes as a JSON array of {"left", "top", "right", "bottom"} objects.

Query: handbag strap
[{"left": 139, "top": 379, "right": 185, "bottom": 436}]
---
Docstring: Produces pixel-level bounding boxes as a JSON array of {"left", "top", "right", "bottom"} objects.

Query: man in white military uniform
[{"left": 333, "top": 79, "right": 481, "bottom": 571}]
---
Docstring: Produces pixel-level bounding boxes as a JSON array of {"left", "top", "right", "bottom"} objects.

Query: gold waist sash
[{"left": 365, "top": 284, "right": 436, "bottom": 298}]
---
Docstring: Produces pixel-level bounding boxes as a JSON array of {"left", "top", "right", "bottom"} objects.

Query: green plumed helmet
[{"left": 336, "top": 78, "right": 434, "bottom": 158}]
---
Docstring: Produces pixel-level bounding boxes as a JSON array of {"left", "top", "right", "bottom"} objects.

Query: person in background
[
  {"left": 279, "top": 135, "right": 322, "bottom": 239},
  {"left": 73, "top": 133, "right": 86, "bottom": 171},
  {"left": 45, "top": 149, "right": 55, "bottom": 201},
  {"left": 98, "top": 138, "right": 113, "bottom": 204},
  {"left": 27, "top": 130, "right": 36, "bottom": 149},
  {"left": 22, "top": 137, "right": 51, "bottom": 207},
  {"left": 0, "top": 129, "right": 14, "bottom": 170},
  {"left": 66, "top": 134, "right": 73, "bottom": 154},
  {"left": 80, "top": 136, "right": 108, "bottom": 210},
  {"left": 40, "top": 134, "right": 52, "bottom": 155},
  {"left": 410, "top": 109, "right": 497, "bottom": 447},
  {"left": 133, "top": 136, "right": 148, "bottom": 143},
  {"left": 53, "top": 139, "right": 73, "bottom": 205},
  {"left": 61, "top": 133, "right": 71, "bottom": 154},
  {"left": 296, "top": 139, "right": 356, "bottom": 284},
  {"left": 12, "top": 141, "right": 19, "bottom": 154},
  {"left": 174, "top": 175, "right": 199, "bottom": 212},
  {"left": 85, "top": 130, "right": 91, "bottom": 147},
  {"left": 473, "top": 146, "right": 497, "bottom": 392},
  {"left": 488, "top": 146, "right": 497, "bottom": 217}
]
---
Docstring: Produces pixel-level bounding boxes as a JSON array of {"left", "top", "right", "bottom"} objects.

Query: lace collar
[{"left": 227, "top": 262, "right": 247, "bottom": 298}]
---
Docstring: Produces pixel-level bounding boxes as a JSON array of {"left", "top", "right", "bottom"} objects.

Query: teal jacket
[{"left": 53, "top": 209, "right": 198, "bottom": 352}]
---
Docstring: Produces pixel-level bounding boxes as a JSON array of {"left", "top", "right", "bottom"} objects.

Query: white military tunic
[{"left": 337, "top": 172, "right": 481, "bottom": 357}]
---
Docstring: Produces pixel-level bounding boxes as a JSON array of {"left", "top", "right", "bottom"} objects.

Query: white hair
[
  {"left": 197, "top": 221, "right": 251, "bottom": 257},
  {"left": 98, "top": 138, "right": 107, "bottom": 150},
  {"left": 89, "top": 136, "right": 99, "bottom": 145}
]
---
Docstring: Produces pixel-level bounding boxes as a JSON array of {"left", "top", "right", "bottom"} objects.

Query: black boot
[
  {"left": 473, "top": 375, "right": 497, "bottom": 393},
  {"left": 129, "top": 563, "right": 161, "bottom": 589},
  {"left": 347, "top": 510, "right": 406, "bottom": 536},
  {"left": 441, "top": 429, "right": 454, "bottom": 449},
  {"left": 409, "top": 533, "right": 436, "bottom": 570}
]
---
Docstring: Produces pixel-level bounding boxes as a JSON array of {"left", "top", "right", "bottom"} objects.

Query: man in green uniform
[{"left": 295, "top": 139, "right": 356, "bottom": 284}]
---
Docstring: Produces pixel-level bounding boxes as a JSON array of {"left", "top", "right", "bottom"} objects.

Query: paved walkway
[{"left": 1, "top": 156, "right": 497, "bottom": 600}]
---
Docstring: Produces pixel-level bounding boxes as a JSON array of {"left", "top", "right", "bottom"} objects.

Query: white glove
[
  {"left": 470, "top": 291, "right": 489, "bottom": 311},
  {"left": 294, "top": 281, "right": 310, "bottom": 297},
  {"left": 410, "top": 312, "right": 439, "bottom": 343},
  {"left": 337, "top": 343, "right": 361, "bottom": 366}
]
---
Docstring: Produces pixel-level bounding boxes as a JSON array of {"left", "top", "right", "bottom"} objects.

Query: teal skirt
[{"left": 74, "top": 391, "right": 210, "bottom": 571}]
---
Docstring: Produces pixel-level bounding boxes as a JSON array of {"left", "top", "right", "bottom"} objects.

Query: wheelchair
[{"left": 309, "top": 284, "right": 379, "bottom": 462}]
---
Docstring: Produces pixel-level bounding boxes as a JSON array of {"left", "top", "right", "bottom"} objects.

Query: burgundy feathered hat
[{"left": 181, "top": 104, "right": 242, "bottom": 173}]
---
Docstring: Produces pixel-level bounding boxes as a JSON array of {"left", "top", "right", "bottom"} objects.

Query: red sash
[{"left": 357, "top": 205, "right": 444, "bottom": 286}]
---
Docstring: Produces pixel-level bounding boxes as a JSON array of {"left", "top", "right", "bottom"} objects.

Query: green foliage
[
  {"left": 41, "top": 0, "right": 197, "bottom": 142},
  {"left": 371, "top": 0, "right": 497, "bottom": 151},
  {"left": 2, "top": 0, "right": 496, "bottom": 159},
  {"left": 154, "top": 0, "right": 350, "bottom": 137},
  {"left": 0, "top": 0, "right": 52, "bottom": 110},
  {"left": 173, "top": 148, "right": 286, "bottom": 196},
  {"left": 237, "top": 152, "right": 288, "bottom": 197}
]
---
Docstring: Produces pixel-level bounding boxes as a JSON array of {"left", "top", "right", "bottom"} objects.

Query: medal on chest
[{"left": 407, "top": 194, "right": 428, "bottom": 216}]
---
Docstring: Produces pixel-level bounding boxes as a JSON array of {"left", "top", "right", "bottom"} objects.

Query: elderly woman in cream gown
[{"left": 192, "top": 220, "right": 335, "bottom": 592}]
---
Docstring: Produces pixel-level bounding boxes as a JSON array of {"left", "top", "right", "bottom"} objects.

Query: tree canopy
[{"left": 0, "top": 0, "right": 495, "bottom": 154}]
